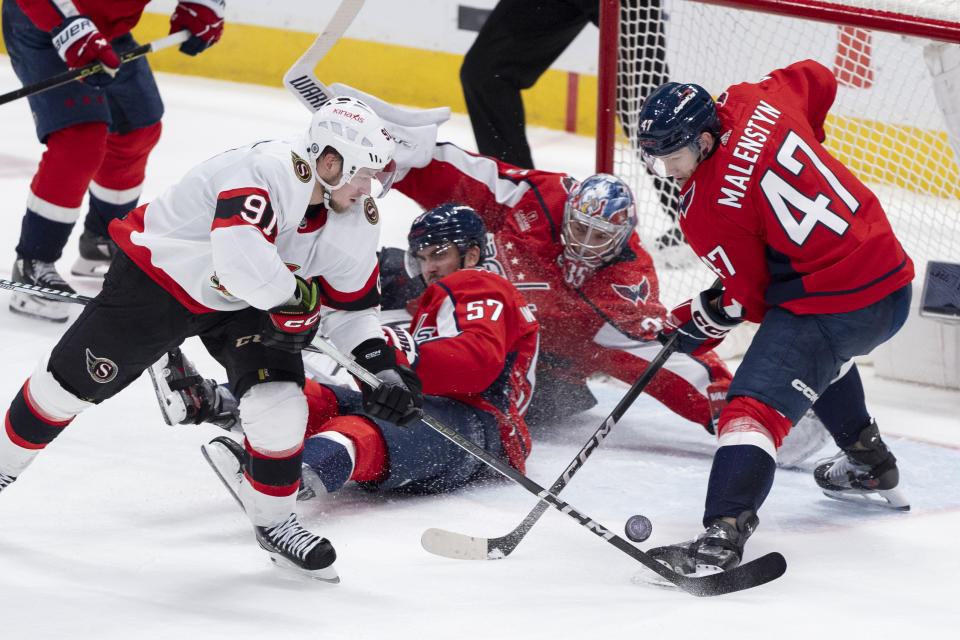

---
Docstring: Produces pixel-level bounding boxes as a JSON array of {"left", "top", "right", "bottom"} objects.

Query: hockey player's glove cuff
[{"left": 661, "top": 287, "right": 743, "bottom": 355}]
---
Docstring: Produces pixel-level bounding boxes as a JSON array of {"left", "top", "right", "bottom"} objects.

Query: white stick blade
[{"left": 420, "top": 528, "right": 490, "bottom": 560}]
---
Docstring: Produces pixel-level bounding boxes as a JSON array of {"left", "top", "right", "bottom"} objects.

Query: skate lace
[
  {"left": 30, "top": 260, "right": 69, "bottom": 288},
  {"left": 0, "top": 471, "right": 15, "bottom": 490},
  {"left": 821, "top": 451, "right": 868, "bottom": 481},
  {"left": 266, "top": 514, "right": 322, "bottom": 559}
]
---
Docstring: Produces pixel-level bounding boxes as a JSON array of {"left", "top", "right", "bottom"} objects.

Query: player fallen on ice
[
  {"left": 151, "top": 203, "right": 540, "bottom": 539},
  {"left": 0, "top": 96, "right": 422, "bottom": 582},
  {"left": 635, "top": 60, "right": 912, "bottom": 577}
]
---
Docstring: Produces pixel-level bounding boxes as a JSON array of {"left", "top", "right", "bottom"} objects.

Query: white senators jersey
[{"left": 109, "top": 136, "right": 384, "bottom": 353}]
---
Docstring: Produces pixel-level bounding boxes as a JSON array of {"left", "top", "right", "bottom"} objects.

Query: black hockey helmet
[
  {"left": 636, "top": 82, "right": 720, "bottom": 157},
  {"left": 406, "top": 202, "right": 488, "bottom": 276}
]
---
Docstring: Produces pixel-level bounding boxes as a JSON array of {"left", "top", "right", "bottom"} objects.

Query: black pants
[
  {"left": 460, "top": 0, "right": 669, "bottom": 169},
  {"left": 48, "top": 250, "right": 303, "bottom": 405}
]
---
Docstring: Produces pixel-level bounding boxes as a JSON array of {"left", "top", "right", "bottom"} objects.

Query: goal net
[{"left": 599, "top": 0, "right": 960, "bottom": 313}]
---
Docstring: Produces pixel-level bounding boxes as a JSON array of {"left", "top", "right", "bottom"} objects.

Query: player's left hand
[
  {"left": 169, "top": 0, "right": 225, "bottom": 56},
  {"left": 261, "top": 276, "right": 321, "bottom": 353},
  {"left": 660, "top": 287, "right": 743, "bottom": 355},
  {"left": 352, "top": 338, "right": 424, "bottom": 426}
]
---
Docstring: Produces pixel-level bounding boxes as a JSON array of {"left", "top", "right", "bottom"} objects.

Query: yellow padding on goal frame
[{"left": 1, "top": 13, "right": 956, "bottom": 199}]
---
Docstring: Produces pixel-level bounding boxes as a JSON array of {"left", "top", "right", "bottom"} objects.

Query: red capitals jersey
[
  {"left": 16, "top": 1, "right": 150, "bottom": 39},
  {"left": 410, "top": 267, "right": 539, "bottom": 472},
  {"left": 677, "top": 60, "right": 913, "bottom": 321},
  {"left": 395, "top": 143, "right": 669, "bottom": 365}
]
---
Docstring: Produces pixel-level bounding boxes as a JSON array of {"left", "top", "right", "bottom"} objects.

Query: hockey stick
[
  {"left": 422, "top": 277, "right": 723, "bottom": 561},
  {"left": 0, "top": 30, "right": 190, "bottom": 108},
  {"left": 282, "top": 0, "right": 367, "bottom": 112},
  {"left": 422, "top": 333, "right": 681, "bottom": 561},
  {"left": 309, "top": 334, "right": 786, "bottom": 597},
  {"left": 0, "top": 277, "right": 95, "bottom": 305}
]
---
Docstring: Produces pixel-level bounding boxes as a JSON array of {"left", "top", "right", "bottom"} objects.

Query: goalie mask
[
  {"left": 306, "top": 96, "right": 398, "bottom": 198},
  {"left": 561, "top": 174, "right": 638, "bottom": 269},
  {"left": 405, "top": 203, "right": 488, "bottom": 279}
]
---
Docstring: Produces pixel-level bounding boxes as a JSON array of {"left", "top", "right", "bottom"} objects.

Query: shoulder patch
[
  {"left": 363, "top": 197, "right": 379, "bottom": 225},
  {"left": 291, "top": 151, "right": 312, "bottom": 183}
]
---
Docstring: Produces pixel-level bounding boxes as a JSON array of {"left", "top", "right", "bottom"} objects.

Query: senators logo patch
[
  {"left": 85, "top": 348, "right": 118, "bottom": 384},
  {"left": 291, "top": 151, "right": 312, "bottom": 183},
  {"left": 364, "top": 197, "right": 379, "bottom": 225},
  {"left": 611, "top": 276, "right": 651, "bottom": 307}
]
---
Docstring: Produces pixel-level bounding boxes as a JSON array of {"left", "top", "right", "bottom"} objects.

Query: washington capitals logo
[
  {"left": 611, "top": 276, "right": 650, "bottom": 307},
  {"left": 678, "top": 183, "right": 695, "bottom": 219}
]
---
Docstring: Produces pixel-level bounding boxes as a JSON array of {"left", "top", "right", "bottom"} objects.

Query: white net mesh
[{"left": 612, "top": 0, "right": 960, "bottom": 310}]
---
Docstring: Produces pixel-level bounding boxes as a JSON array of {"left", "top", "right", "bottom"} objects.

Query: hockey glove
[
  {"left": 261, "top": 276, "right": 322, "bottom": 353},
  {"left": 351, "top": 338, "right": 423, "bottom": 427},
  {"left": 51, "top": 15, "right": 119, "bottom": 86},
  {"left": 169, "top": 0, "right": 225, "bottom": 56},
  {"left": 661, "top": 287, "right": 744, "bottom": 355}
]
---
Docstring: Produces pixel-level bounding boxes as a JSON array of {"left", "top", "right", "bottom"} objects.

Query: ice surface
[{"left": 0, "top": 65, "right": 958, "bottom": 639}]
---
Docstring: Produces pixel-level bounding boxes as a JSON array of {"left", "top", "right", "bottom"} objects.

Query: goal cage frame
[{"left": 594, "top": 0, "right": 960, "bottom": 388}]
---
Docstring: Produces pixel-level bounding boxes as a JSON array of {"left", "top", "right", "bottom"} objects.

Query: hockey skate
[
  {"left": 71, "top": 230, "right": 117, "bottom": 278},
  {"left": 148, "top": 349, "right": 238, "bottom": 431},
  {"left": 813, "top": 420, "right": 909, "bottom": 510},
  {"left": 200, "top": 436, "right": 247, "bottom": 509},
  {"left": 777, "top": 410, "right": 832, "bottom": 468},
  {"left": 645, "top": 511, "right": 759, "bottom": 580},
  {"left": 201, "top": 438, "right": 339, "bottom": 582},
  {"left": 0, "top": 471, "right": 15, "bottom": 492},
  {"left": 203, "top": 435, "right": 317, "bottom": 504},
  {"left": 8, "top": 258, "right": 75, "bottom": 323},
  {"left": 255, "top": 514, "right": 339, "bottom": 582}
]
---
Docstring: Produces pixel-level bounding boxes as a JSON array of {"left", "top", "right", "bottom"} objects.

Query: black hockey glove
[
  {"left": 351, "top": 338, "right": 424, "bottom": 427},
  {"left": 261, "top": 276, "right": 321, "bottom": 353}
]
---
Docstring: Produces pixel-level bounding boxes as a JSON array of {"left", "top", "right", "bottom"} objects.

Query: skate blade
[
  {"left": 267, "top": 553, "right": 340, "bottom": 583},
  {"left": 147, "top": 359, "right": 187, "bottom": 426},
  {"left": 200, "top": 442, "right": 246, "bottom": 512},
  {"left": 70, "top": 256, "right": 110, "bottom": 278},
  {"left": 822, "top": 487, "right": 910, "bottom": 511},
  {"left": 8, "top": 292, "right": 71, "bottom": 323}
]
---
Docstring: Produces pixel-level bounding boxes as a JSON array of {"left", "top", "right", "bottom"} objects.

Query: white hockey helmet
[{"left": 306, "top": 96, "right": 398, "bottom": 198}]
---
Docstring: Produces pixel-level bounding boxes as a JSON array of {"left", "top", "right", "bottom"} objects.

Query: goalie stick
[
  {"left": 421, "top": 277, "right": 722, "bottom": 561},
  {"left": 282, "top": 0, "right": 367, "bottom": 112},
  {"left": 308, "top": 334, "right": 786, "bottom": 597},
  {"left": 0, "top": 30, "right": 190, "bottom": 108}
]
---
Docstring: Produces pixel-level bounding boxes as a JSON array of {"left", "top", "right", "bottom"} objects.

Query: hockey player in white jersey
[{"left": 0, "top": 96, "right": 423, "bottom": 581}]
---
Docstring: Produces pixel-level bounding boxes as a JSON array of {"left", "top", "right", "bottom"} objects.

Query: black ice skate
[
  {"left": 0, "top": 471, "right": 16, "bottom": 492},
  {"left": 148, "top": 349, "right": 238, "bottom": 431},
  {"left": 200, "top": 438, "right": 339, "bottom": 582},
  {"left": 8, "top": 258, "right": 76, "bottom": 323},
  {"left": 813, "top": 420, "right": 909, "bottom": 510},
  {"left": 647, "top": 511, "right": 759, "bottom": 578},
  {"left": 71, "top": 230, "right": 118, "bottom": 278},
  {"left": 256, "top": 514, "right": 339, "bottom": 582}
]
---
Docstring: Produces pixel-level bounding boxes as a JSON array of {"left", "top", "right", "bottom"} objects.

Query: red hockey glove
[
  {"left": 351, "top": 338, "right": 423, "bottom": 427},
  {"left": 169, "top": 0, "right": 225, "bottom": 56},
  {"left": 660, "top": 287, "right": 743, "bottom": 356},
  {"left": 51, "top": 15, "right": 119, "bottom": 86},
  {"left": 261, "top": 276, "right": 321, "bottom": 353}
]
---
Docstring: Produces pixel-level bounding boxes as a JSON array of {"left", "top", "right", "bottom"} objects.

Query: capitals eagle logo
[{"left": 611, "top": 276, "right": 651, "bottom": 307}]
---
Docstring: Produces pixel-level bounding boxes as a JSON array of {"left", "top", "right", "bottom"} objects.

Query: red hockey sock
[{"left": 317, "top": 415, "right": 389, "bottom": 482}]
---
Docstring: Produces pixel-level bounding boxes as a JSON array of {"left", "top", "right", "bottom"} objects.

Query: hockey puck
[{"left": 624, "top": 514, "right": 653, "bottom": 542}]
